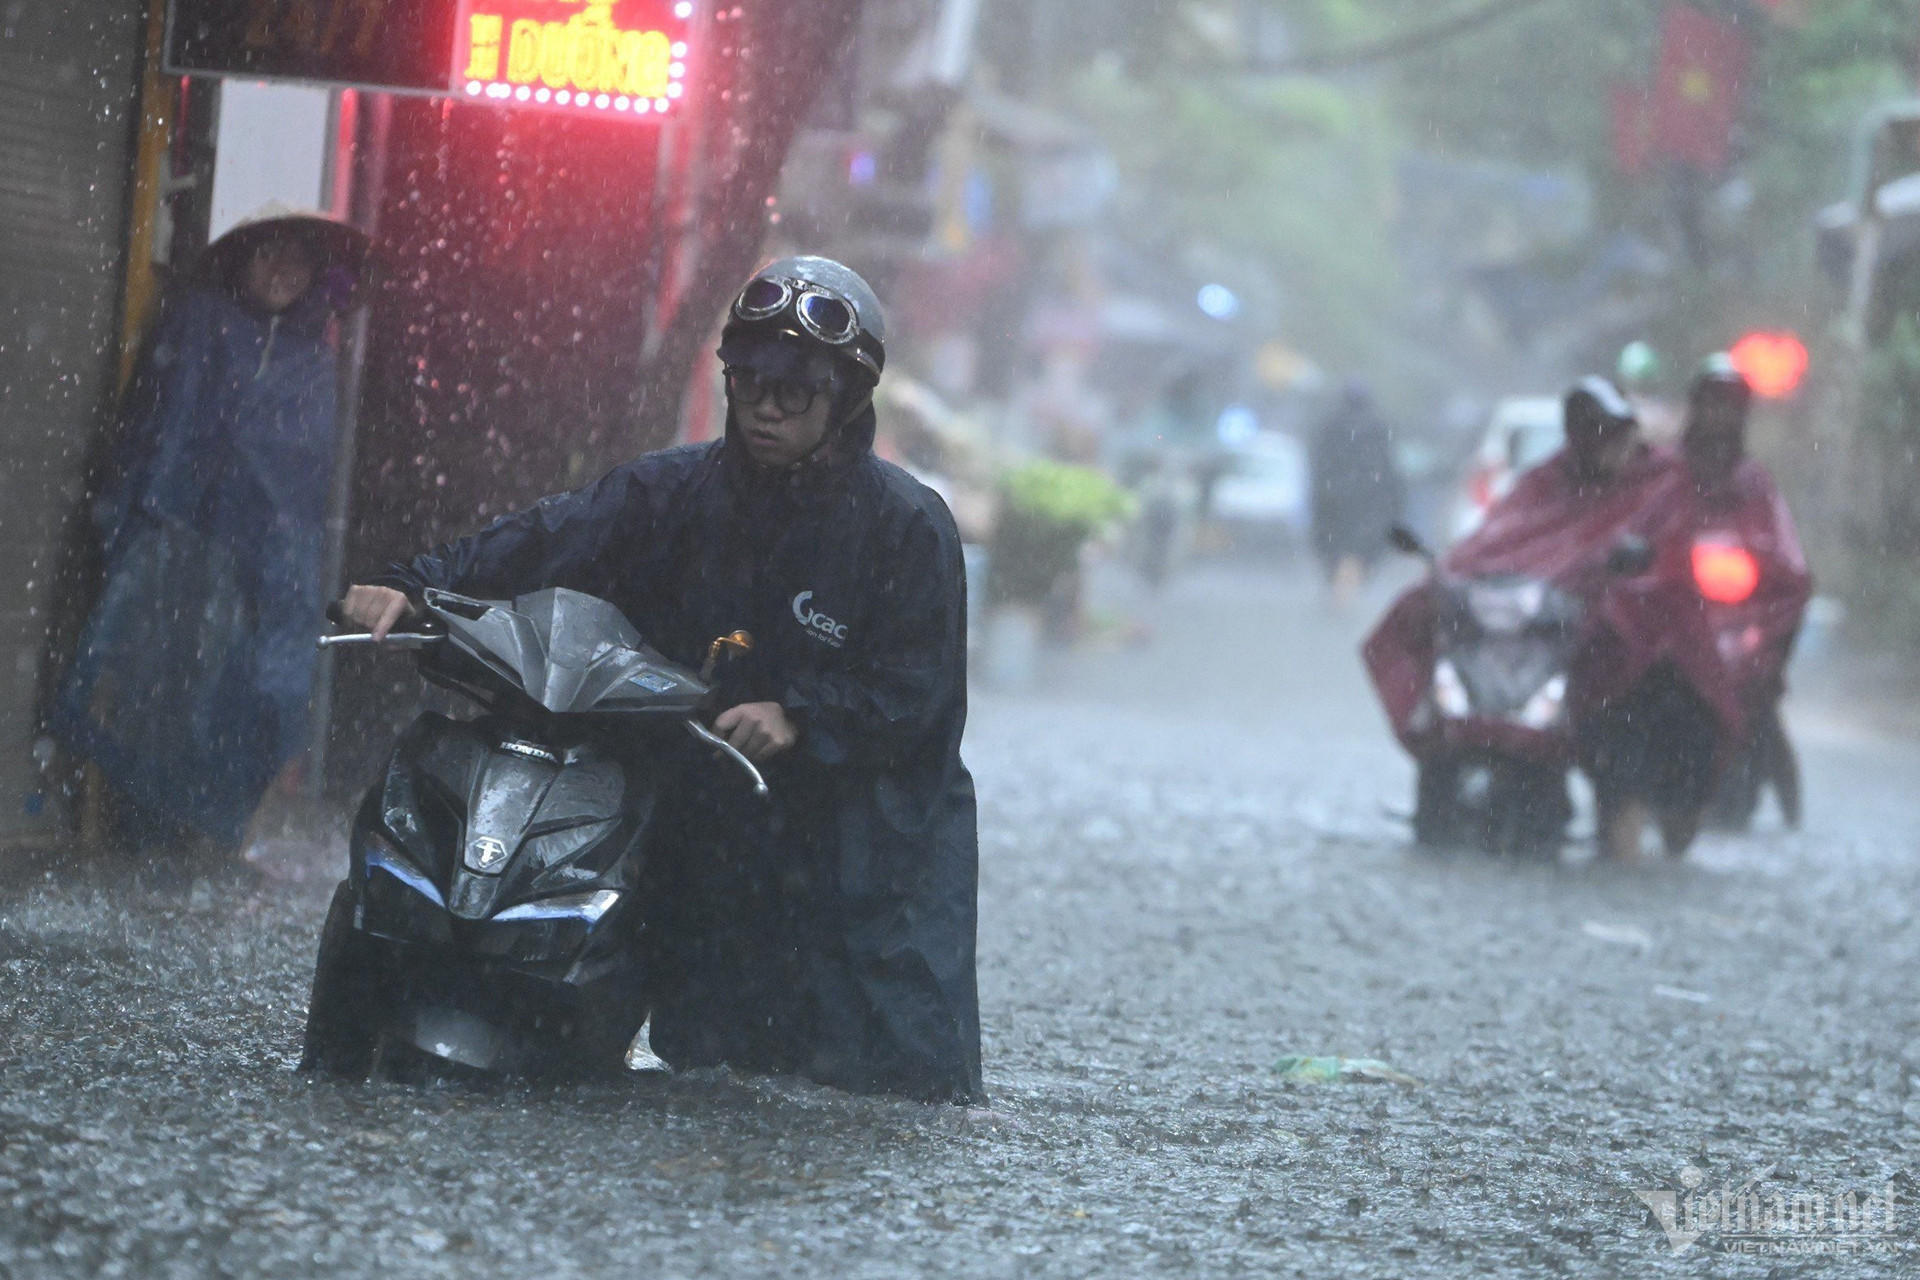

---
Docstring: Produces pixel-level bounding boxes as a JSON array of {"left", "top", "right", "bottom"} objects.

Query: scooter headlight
[
  {"left": 364, "top": 831, "right": 445, "bottom": 908},
  {"left": 1433, "top": 658, "right": 1472, "bottom": 719},
  {"left": 491, "top": 889, "right": 620, "bottom": 925},
  {"left": 1516, "top": 673, "right": 1568, "bottom": 731}
]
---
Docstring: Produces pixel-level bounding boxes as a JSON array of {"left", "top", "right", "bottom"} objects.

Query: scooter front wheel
[
  {"left": 1413, "top": 758, "right": 1466, "bottom": 849},
  {"left": 300, "top": 880, "right": 389, "bottom": 1077}
]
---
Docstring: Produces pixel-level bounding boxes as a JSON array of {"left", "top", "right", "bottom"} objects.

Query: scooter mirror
[
  {"left": 1387, "top": 524, "right": 1431, "bottom": 559},
  {"left": 699, "top": 631, "right": 755, "bottom": 682}
]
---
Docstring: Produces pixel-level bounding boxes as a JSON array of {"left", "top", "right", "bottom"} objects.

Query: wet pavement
[{"left": 4, "top": 560, "right": 1919, "bottom": 1277}]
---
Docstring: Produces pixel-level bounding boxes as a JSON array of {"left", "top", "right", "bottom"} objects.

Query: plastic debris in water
[
  {"left": 1581, "top": 920, "right": 1654, "bottom": 951},
  {"left": 625, "top": 1017, "right": 670, "bottom": 1072},
  {"left": 1273, "top": 1055, "right": 1421, "bottom": 1087}
]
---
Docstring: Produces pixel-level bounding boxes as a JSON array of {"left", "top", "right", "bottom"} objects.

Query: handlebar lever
[
  {"left": 315, "top": 632, "right": 446, "bottom": 650},
  {"left": 683, "top": 720, "right": 771, "bottom": 798}
]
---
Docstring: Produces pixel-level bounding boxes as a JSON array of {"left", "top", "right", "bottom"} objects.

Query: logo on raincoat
[{"left": 792, "top": 590, "right": 848, "bottom": 648}]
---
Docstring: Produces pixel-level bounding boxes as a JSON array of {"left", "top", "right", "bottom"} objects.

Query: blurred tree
[
  {"left": 629, "top": 0, "right": 870, "bottom": 449},
  {"left": 1065, "top": 58, "right": 1402, "bottom": 375}
]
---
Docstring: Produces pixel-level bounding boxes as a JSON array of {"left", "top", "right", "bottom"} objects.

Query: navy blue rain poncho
[
  {"left": 378, "top": 399, "right": 984, "bottom": 1105},
  {"left": 52, "top": 247, "right": 345, "bottom": 846}
]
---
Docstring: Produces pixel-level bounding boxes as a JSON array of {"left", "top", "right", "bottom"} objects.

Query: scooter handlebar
[
  {"left": 683, "top": 719, "right": 771, "bottom": 799},
  {"left": 315, "top": 632, "right": 445, "bottom": 649}
]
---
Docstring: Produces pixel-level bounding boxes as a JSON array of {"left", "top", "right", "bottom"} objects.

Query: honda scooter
[
  {"left": 1371, "top": 526, "right": 1596, "bottom": 854},
  {"left": 300, "top": 586, "right": 765, "bottom": 1078}
]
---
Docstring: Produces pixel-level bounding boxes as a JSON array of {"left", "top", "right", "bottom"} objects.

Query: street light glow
[{"left": 1197, "top": 283, "right": 1240, "bottom": 320}]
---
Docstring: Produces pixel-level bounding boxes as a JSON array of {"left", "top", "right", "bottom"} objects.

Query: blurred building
[
  {"left": 1, "top": 0, "right": 857, "bottom": 834},
  {"left": 0, "top": 0, "right": 152, "bottom": 843}
]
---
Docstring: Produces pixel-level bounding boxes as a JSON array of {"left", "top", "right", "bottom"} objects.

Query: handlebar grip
[{"left": 325, "top": 600, "right": 347, "bottom": 626}]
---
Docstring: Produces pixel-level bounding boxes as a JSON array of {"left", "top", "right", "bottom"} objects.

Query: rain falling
[{"left": 3, "top": 0, "right": 1920, "bottom": 1275}]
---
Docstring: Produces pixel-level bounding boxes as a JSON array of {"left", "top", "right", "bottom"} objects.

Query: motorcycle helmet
[
  {"left": 1563, "top": 375, "right": 1636, "bottom": 439},
  {"left": 1689, "top": 353, "right": 1753, "bottom": 415},
  {"left": 717, "top": 255, "right": 886, "bottom": 386},
  {"left": 1684, "top": 353, "right": 1751, "bottom": 483}
]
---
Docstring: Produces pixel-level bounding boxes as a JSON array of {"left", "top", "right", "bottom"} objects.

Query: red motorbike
[
  {"left": 1690, "top": 529, "right": 1808, "bottom": 829},
  {"left": 1367, "top": 525, "right": 1653, "bottom": 855}
]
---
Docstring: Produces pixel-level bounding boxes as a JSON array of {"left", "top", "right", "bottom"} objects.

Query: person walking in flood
[{"left": 1309, "top": 380, "right": 1403, "bottom": 607}]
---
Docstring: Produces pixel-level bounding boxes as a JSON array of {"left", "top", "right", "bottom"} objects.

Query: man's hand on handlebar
[
  {"left": 713, "top": 702, "right": 798, "bottom": 762},
  {"left": 339, "top": 585, "right": 416, "bottom": 641}
]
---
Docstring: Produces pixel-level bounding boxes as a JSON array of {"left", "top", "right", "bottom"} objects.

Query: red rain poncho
[
  {"left": 1642, "top": 459, "right": 1812, "bottom": 711},
  {"left": 1364, "top": 445, "right": 1740, "bottom": 761}
]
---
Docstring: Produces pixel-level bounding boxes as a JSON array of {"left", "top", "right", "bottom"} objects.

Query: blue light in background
[
  {"left": 1197, "top": 283, "right": 1240, "bottom": 320},
  {"left": 1216, "top": 405, "right": 1259, "bottom": 446}
]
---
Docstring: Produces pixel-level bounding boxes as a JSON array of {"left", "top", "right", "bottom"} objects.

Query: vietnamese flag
[{"left": 1650, "top": 3, "right": 1750, "bottom": 174}]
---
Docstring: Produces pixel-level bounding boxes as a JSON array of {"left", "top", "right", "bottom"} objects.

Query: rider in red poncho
[
  {"left": 1366, "top": 379, "right": 1673, "bottom": 760},
  {"left": 1648, "top": 359, "right": 1813, "bottom": 830},
  {"left": 1365, "top": 378, "right": 1739, "bottom": 860}
]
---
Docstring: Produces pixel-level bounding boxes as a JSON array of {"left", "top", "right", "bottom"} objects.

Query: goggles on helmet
[{"left": 731, "top": 276, "right": 861, "bottom": 347}]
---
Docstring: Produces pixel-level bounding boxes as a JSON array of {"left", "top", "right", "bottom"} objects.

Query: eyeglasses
[
  {"left": 725, "top": 366, "right": 825, "bottom": 415},
  {"left": 731, "top": 277, "right": 860, "bottom": 346}
]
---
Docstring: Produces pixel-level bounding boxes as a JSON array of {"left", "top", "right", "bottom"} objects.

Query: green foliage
[
  {"left": 1385, "top": 0, "right": 1652, "bottom": 175},
  {"left": 1063, "top": 58, "right": 1402, "bottom": 372},
  {"left": 1000, "top": 459, "right": 1136, "bottom": 533},
  {"left": 988, "top": 461, "right": 1135, "bottom": 606}
]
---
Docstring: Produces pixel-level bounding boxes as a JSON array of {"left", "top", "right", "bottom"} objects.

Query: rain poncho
[
  {"left": 1364, "top": 444, "right": 1738, "bottom": 757},
  {"left": 1308, "top": 397, "right": 1403, "bottom": 566},
  {"left": 1644, "top": 458, "right": 1812, "bottom": 709},
  {"left": 52, "top": 257, "right": 343, "bottom": 846},
  {"left": 380, "top": 404, "right": 983, "bottom": 1105}
]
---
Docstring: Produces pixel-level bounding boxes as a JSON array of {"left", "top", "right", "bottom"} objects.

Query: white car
[
  {"left": 1450, "top": 396, "right": 1564, "bottom": 541},
  {"left": 1211, "top": 432, "right": 1310, "bottom": 545}
]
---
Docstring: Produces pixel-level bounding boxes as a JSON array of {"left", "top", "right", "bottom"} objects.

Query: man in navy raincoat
[
  {"left": 53, "top": 211, "right": 365, "bottom": 852},
  {"left": 341, "top": 257, "right": 983, "bottom": 1105}
]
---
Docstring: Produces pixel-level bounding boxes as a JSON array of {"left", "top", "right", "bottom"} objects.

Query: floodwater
[{"left": 3, "top": 561, "right": 1917, "bottom": 1276}]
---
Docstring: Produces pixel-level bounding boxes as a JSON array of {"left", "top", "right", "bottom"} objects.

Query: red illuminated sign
[
  {"left": 164, "top": 0, "right": 690, "bottom": 116},
  {"left": 454, "top": 0, "right": 691, "bottom": 116}
]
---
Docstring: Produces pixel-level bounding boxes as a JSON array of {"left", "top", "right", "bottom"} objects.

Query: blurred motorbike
[
  {"left": 1690, "top": 533, "right": 1801, "bottom": 830},
  {"left": 1370, "top": 526, "right": 1591, "bottom": 855},
  {"left": 299, "top": 586, "right": 764, "bottom": 1078}
]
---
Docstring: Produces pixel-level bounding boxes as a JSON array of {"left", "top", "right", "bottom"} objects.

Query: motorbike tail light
[
  {"left": 1691, "top": 538, "right": 1760, "bottom": 604},
  {"left": 1466, "top": 464, "right": 1499, "bottom": 511}
]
